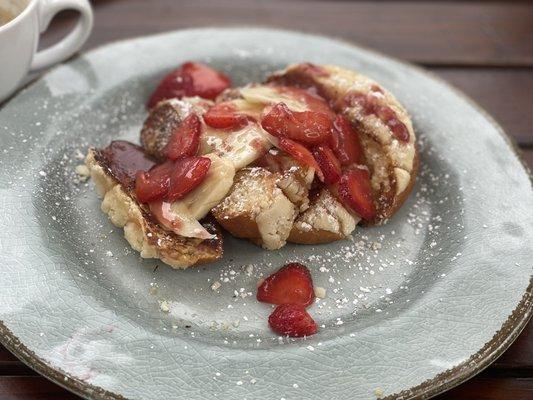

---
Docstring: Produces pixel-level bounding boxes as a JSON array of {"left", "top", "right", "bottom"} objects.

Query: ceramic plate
[{"left": 0, "top": 28, "right": 531, "bottom": 400}]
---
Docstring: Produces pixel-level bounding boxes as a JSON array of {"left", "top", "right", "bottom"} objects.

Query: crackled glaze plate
[{"left": 0, "top": 28, "right": 531, "bottom": 400}]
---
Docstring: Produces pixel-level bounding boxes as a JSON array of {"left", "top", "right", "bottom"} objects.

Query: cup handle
[{"left": 30, "top": 0, "right": 93, "bottom": 71}]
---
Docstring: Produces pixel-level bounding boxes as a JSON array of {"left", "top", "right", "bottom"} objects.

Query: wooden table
[{"left": 1, "top": 1, "right": 531, "bottom": 398}]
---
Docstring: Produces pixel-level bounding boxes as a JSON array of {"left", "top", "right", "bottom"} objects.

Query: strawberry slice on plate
[
  {"left": 261, "top": 102, "right": 332, "bottom": 145},
  {"left": 330, "top": 115, "right": 363, "bottom": 165},
  {"left": 166, "top": 156, "right": 212, "bottom": 202},
  {"left": 163, "top": 114, "right": 202, "bottom": 160},
  {"left": 257, "top": 262, "right": 315, "bottom": 307},
  {"left": 147, "top": 62, "right": 231, "bottom": 109},
  {"left": 134, "top": 160, "right": 175, "bottom": 203},
  {"left": 337, "top": 167, "right": 376, "bottom": 221},
  {"left": 312, "top": 145, "right": 342, "bottom": 185},
  {"left": 135, "top": 156, "right": 211, "bottom": 203},
  {"left": 268, "top": 304, "right": 318, "bottom": 337},
  {"left": 203, "top": 102, "right": 249, "bottom": 130},
  {"left": 276, "top": 137, "right": 323, "bottom": 181}
]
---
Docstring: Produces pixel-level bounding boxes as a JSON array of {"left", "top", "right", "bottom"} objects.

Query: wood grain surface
[
  {"left": 42, "top": 0, "right": 533, "bottom": 66},
  {"left": 1, "top": 0, "right": 531, "bottom": 399}
]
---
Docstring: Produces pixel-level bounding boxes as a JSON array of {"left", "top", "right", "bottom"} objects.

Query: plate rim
[{"left": 0, "top": 26, "right": 531, "bottom": 400}]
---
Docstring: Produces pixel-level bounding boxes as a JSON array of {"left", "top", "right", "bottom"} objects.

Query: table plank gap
[{"left": 40, "top": 0, "right": 533, "bottom": 66}]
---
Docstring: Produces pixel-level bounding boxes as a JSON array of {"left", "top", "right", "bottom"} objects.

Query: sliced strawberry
[
  {"left": 330, "top": 115, "right": 364, "bottom": 165},
  {"left": 163, "top": 113, "right": 202, "bottom": 160},
  {"left": 312, "top": 145, "right": 342, "bottom": 185},
  {"left": 338, "top": 168, "right": 376, "bottom": 220},
  {"left": 261, "top": 103, "right": 332, "bottom": 145},
  {"left": 135, "top": 156, "right": 211, "bottom": 203},
  {"left": 166, "top": 156, "right": 211, "bottom": 202},
  {"left": 257, "top": 262, "right": 315, "bottom": 307},
  {"left": 203, "top": 102, "right": 249, "bottom": 130},
  {"left": 147, "top": 62, "right": 230, "bottom": 108},
  {"left": 374, "top": 105, "right": 410, "bottom": 142},
  {"left": 276, "top": 137, "right": 323, "bottom": 180},
  {"left": 147, "top": 69, "right": 185, "bottom": 109},
  {"left": 134, "top": 160, "right": 175, "bottom": 203},
  {"left": 268, "top": 304, "right": 318, "bottom": 338},
  {"left": 181, "top": 62, "right": 231, "bottom": 100}
]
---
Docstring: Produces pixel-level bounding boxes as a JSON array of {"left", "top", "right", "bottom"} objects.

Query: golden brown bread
[
  {"left": 267, "top": 63, "right": 418, "bottom": 225},
  {"left": 288, "top": 188, "right": 359, "bottom": 244},
  {"left": 85, "top": 148, "right": 223, "bottom": 268},
  {"left": 211, "top": 167, "right": 298, "bottom": 250},
  {"left": 252, "top": 148, "right": 314, "bottom": 211},
  {"left": 250, "top": 149, "right": 359, "bottom": 243}
]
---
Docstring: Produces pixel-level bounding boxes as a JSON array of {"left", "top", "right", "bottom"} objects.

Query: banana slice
[
  {"left": 217, "top": 124, "right": 272, "bottom": 170},
  {"left": 199, "top": 125, "right": 228, "bottom": 155},
  {"left": 149, "top": 201, "right": 214, "bottom": 240},
  {"left": 147, "top": 154, "right": 235, "bottom": 240},
  {"left": 170, "top": 153, "right": 236, "bottom": 220},
  {"left": 240, "top": 85, "right": 307, "bottom": 112}
]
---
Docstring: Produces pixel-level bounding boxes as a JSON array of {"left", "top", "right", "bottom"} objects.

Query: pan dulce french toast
[{"left": 86, "top": 62, "right": 418, "bottom": 268}]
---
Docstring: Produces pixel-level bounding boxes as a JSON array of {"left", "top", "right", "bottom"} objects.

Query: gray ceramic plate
[{"left": 0, "top": 28, "right": 531, "bottom": 400}]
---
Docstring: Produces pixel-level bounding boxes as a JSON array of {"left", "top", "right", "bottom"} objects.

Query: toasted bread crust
[
  {"left": 86, "top": 149, "right": 223, "bottom": 269},
  {"left": 267, "top": 63, "right": 418, "bottom": 224},
  {"left": 212, "top": 168, "right": 297, "bottom": 249},
  {"left": 140, "top": 97, "right": 212, "bottom": 160}
]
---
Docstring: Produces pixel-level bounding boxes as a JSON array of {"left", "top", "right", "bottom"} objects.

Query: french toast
[
  {"left": 212, "top": 167, "right": 298, "bottom": 250},
  {"left": 267, "top": 63, "right": 418, "bottom": 225},
  {"left": 85, "top": 142, "right": 223, "bottom": 268},
  {"left": 86, "top": 61, "right": 418, "bottom": 269}
]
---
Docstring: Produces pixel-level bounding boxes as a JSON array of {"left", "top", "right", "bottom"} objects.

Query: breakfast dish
[
  {"left": 0, "top": 28, "right": 531, "bottom": 400},
  {"left": 86, "top": 62, "right": 418, "bottom": 268}
]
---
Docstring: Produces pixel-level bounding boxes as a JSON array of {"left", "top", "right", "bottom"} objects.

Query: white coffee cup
[{"left": 0, "top": 0, "right": 93, "bottom": 101}]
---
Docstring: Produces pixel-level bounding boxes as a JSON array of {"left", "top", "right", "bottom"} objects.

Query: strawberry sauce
[{"left": 97, "top": 141, "right": 157, "bottom": 190}]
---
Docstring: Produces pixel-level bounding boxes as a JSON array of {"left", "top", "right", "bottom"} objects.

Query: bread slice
[
  {"left": 267, "top": 63, "right": 419, "bottom": 224},
  {"left": 214, "top": 146, "right": 360, "bottom": 248},
  {"left": 140, "top": 97, "right": 213, "bottom": 160},
  {"left": 253, "top": 148, "right": 314, "bottom": 212},
  {"left": 85, "top": 148, "right": 223, "bottom": 269},
  {"left": 212, "top": 167, "right": 298, "bottom": 250},
  {"left": 254, "top": 150, "right": 359, "bottom": 244},
  {"left": 288, "top": 188, "right": 359, "bottom": 244}
]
